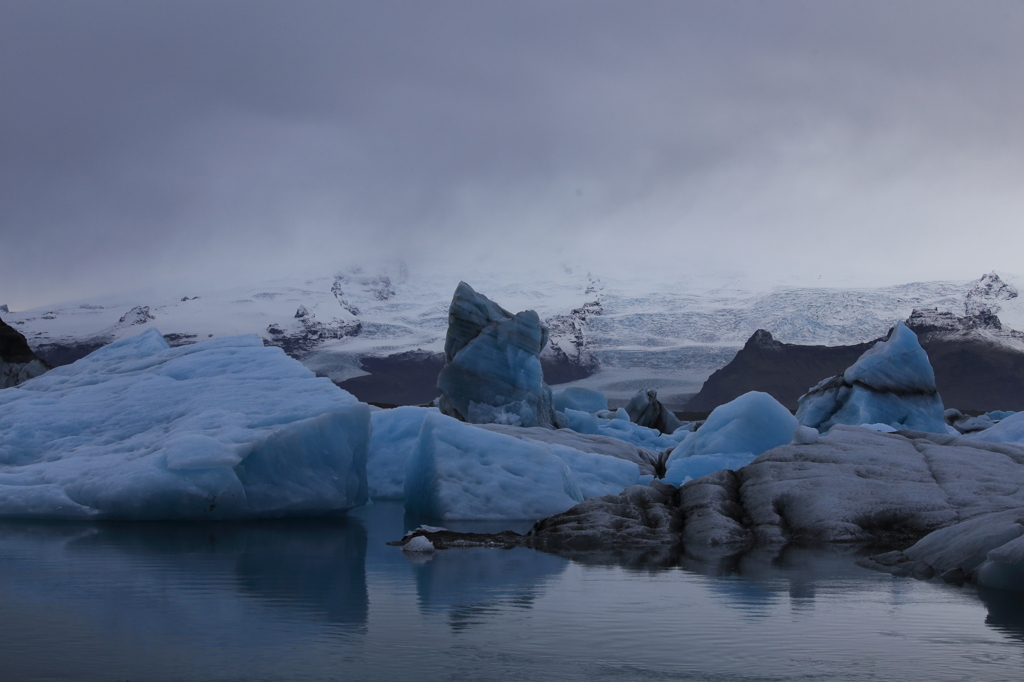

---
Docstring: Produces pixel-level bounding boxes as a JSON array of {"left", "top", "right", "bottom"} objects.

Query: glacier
[
  {"left": 0, "top": 329, "right": 370, "bottom": 519},
  {"left": 795, "top": 321, "right": 947, "bottom": 433}
]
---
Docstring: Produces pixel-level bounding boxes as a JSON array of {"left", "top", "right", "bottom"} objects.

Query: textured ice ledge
[{"left": 0, "top": 329, "right": 370, "bottom": 519}]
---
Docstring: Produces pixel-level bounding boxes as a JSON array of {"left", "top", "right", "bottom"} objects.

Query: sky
[{"left": 2, "top": 0, "right": 1023, "bottom": 309}]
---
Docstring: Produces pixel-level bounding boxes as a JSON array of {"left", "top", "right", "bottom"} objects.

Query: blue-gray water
[{"left": 2, "top": 502, "right": 1023, "bottom": 682}]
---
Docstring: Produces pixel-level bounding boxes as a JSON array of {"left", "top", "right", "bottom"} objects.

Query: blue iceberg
[
  {"left": 796, "top": 321, "right": 947, "bottom": 433},
  {"left": 0, "top": 329, "right": 371, "bottom": 519},
  {"left": 437, "top": 282, "right": 565, "bottom": 429}
]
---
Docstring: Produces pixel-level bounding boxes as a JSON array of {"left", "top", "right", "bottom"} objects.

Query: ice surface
[
  {"left": 662, "top": 392, "right": 797, "bottom": 485},
  {"left": 967, "top": 411, "right": 1024, "bottom": 446},
  {"left": 474, "top": 422, "right": 645, "bottom": 497},
  {"left": 562, "top": 408, "right": 685, "bottom": 451},
  {"left": 552, "top": 387, "right": 608, "bottom": 414},
  {"left": 436, "top": 282, "right": 564, "bottom": 429},
  {"left": 404, "top": 412, "right": 583, "bottom": 520},
  {"left": 663, "top": 452, "right": 759, "bottom": 486},
  {"left": 0, "top": 329, "right": 370, "bottom": 519},
  {"left": 791, "top": 425, "right": 819, "bottom": 444},
  {"left": 796, "top": 322, "right": 947, "bottom": 433},
  {"left": 366, "top": 406, "right": 437, "bottom": 500},
  {"left": 368, "top": 406, "right": 648, "bottom": 509}
]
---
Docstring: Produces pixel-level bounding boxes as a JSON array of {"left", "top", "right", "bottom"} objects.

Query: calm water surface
[{"left": 2, "top": 502, "right": 1023, "bottom": 681}]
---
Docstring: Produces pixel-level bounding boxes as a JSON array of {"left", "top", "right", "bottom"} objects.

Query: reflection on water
[
  {"left": 979, "top": 587, "right": 1024, "bottom": 643},
  {"left": 412, "top": 547, "right": 567, "bottom": 630},
  {"left": 3, "top": 503, "right": 1024, "bottom": 681}
]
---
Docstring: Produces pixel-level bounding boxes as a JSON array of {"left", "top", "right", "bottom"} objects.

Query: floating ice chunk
[
  {"left": 662, "top": 392, "right": 796, "bottom": 486},
  {"left": 943, "top": 408, "right": 993, "bottom": 434},
  {"left": 552, "top": 387, "right": 608, "bottom": 414},
  {"left": 670, "top": 392, "right": 797, "bottom": 461},
  {"left": 967, "top": 411, "right": 1024, "bottom": 446},
  {"left": 366, "top": 406, "right": 437, "bottom": 500},
  {"left": 477, "top": 421, "right": 656, "bottom": 473},
  {"left": 0, "top": 329, "right": 370, "bottom": 519},
  {"left": 436, "top": 282, "right": 564, "bottom": 429},
  {"left": 402, "top": 535, "right": 436, "bottom": 553},
  {"left": 624, "top": 389, "right": 682, "bottom": 434},
  {"left": 536, "top": 443, "right": 640, "bottom": 499},
  {"left": 796, "top": 322, "right": 946, "bottom": 434},
  {"left": 844, "top": 321, "right": 936, "bottom": 392},
  {"left": 404, "top": 412, "right": 583, "bottom": 521},
  {"left": 563, "top": 408, "right": 685, "bottom": 450}
]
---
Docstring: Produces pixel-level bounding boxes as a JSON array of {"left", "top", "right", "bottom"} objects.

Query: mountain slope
[
  {"left": 687, "top": 303, "right": 1024, "bottom": 413},
  {"left": 4, "top": 269, "right": 1021, "bottom": 407}
]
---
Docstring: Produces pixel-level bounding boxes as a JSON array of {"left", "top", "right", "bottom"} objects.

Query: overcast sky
[{"left": 2, "top": 0, "right": 1023, "bottom": 309}]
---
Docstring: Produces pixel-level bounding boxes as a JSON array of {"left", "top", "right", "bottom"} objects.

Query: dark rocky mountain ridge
[
  {"left": 687, "top": 306, "right": 1024, "bottom": 413},
  {"left": 1, "top": 316, "right": 50, "bottom": 388}
]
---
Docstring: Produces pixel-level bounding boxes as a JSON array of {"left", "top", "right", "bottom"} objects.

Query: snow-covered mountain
[{"left": 4, "top": 267, "right": 1021, "bottom": 409}]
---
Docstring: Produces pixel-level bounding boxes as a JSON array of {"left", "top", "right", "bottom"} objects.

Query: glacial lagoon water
[{"left": 3, "top": 502, "right": 1024, "bottom": 682}]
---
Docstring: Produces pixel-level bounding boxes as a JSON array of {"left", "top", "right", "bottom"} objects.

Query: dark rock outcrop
[
  {"left": 524, "top": 425, "right": 1024, "bottom": 556},
  {"left": 688, "top": 307, "right": 1024, "bottom": 413},
  {"left": 686, "top": 330, "right": 876, "bottom": 412},
  {"left": 542, "top": 300, "right": 601, "bottom": 384},
  {"left": 965, "top": 271, "right": 1017, "bottom": 316},
  {"left": 264, "top": 315, "right": 361, "bottom": 358},
  {"left": 1, "top": 316, "right": 50, "bottom": 387}
]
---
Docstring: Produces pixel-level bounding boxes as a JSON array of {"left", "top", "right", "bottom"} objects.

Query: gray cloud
[{"left": 2, "top": 0, "right": 1024, "bottom": 308}]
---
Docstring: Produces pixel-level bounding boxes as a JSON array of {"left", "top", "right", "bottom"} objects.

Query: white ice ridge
[{"left": 0, "top": 329, "right": 370, "bottom": 519}]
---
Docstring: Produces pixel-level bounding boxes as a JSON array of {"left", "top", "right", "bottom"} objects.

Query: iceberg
[
  {"left": 795, "top": 322, "right": 946, "bottom": 433},
  {"left": 367, "top": 407, "right": 648, "bottom": 509},
  {"left": 624, "top": 388, "right": 682, "bottom": 434},
  {"left": 967, "top": 411, "right": 1024, "bottom": 446},
  {"left": 562, "top": 408, "right": 686, "bottom": 451},
  {"left": 474, "top": 422, "right": 647, "bottom": 497},
  {"left": 436, "top": 282, "right": 565, "bottom": 429},
  {"left": 366, "top": 406, "right": 437, "bottom": 500},
  {"left": 0, "top": 329, "right": 370, "bottom": 519},
  {"left": 552, "top": 387, "right": 608, "bottom": 414},
  {"left": 404, "top": 412, "right": 584, "bottom": 520},
  {"left": 663, "top": 392, "right": 797, "bottom": 486}
]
